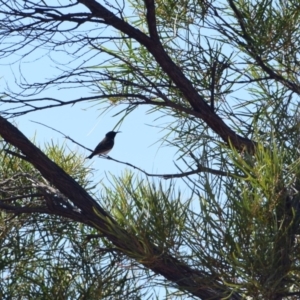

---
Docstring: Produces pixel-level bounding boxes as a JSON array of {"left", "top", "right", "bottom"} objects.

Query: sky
[
  {"left": 0, "top": 26, "right": 184, "bottom": 193},
  {"left": 1, "top": 70, "right": 182, "bottom": 182}
]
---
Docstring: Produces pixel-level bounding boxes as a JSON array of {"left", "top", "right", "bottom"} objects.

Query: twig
[
  {"left": 4, "top": 149, "right": 29, "bottom": 161},
  {"left": 105, "top": 155, "right": 243, "bottom": 179},
  {"left": 31, "top": 120, "right": 91, "bottom": 151}
]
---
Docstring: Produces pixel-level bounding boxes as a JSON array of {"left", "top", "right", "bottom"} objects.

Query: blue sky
[{"left": 1, "top": 44, "right": 183, "bottom": 187}]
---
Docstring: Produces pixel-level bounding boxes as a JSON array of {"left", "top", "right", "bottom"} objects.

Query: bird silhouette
[{"left": 87, "top": 131, "right": 120, "bottom": 159}]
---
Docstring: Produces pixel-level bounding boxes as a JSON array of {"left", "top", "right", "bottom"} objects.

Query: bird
[{"left": 86, "top": 131, "right": 120, "bottom": 159}]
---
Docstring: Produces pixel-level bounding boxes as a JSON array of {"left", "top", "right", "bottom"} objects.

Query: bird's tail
[{"left": 86, "top": 153, "right": 93, "bottom": 159}]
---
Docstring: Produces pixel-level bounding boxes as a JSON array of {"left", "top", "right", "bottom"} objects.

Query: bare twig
[
  {"left": 31, "top": 120, "right": 90, "bottom": 151},
  {"left": 4, "top": 149, "right": 28, "bottom": 160}
]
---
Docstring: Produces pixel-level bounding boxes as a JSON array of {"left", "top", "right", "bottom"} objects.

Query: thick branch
[
  {"left": 78, "top": 0, "right": 256, "bottom": 153},
  {"left": 144, "top": 0, "right": 159, "bottom": 41}
]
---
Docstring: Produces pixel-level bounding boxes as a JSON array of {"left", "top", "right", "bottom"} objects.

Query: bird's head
[{"left": 106, "top": 131, "right": 120, "bottom": 139}]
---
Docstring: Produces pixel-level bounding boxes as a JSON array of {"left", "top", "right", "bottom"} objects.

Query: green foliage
[{"left": 103, "top": 173, "right": 190, "bottom": 254}]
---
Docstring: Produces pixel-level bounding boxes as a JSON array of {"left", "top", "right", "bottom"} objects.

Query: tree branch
[
  {"left": 78, "top": 0, "right": 256, "bottom": 153},
  {"left": 144, "top": 0, "right": 159, "bottom": 42}
]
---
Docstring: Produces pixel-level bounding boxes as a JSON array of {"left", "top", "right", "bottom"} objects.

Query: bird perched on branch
[{"left": 87, "top": 131, "right": 120, "bottom": 159}]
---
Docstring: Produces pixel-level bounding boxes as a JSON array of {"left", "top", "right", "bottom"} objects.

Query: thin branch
[
  {"left": 210, "top": 61, "right": 216, "bottom": 112},
  {"left": 30, "top": 120, "right": 90, "bottom": 151},
  {"left": 1, "top": 93, "right": 153, "bottom": 117},
  {"left": 105, "top": 155, "right": 244, "bottom": 179},
  {"left": 0, "top": 193, "right": 43, "bottom": 202},
  {"left": 0, "top": 201, "right": 50, "bottom": 214},
  {"left": 4, "top": 149, "right": 29, "bottom": 160}
]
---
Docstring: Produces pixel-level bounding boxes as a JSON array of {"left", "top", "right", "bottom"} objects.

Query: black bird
[{"left": 87, "top": 131, "right": 120, "bottom": 159}]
